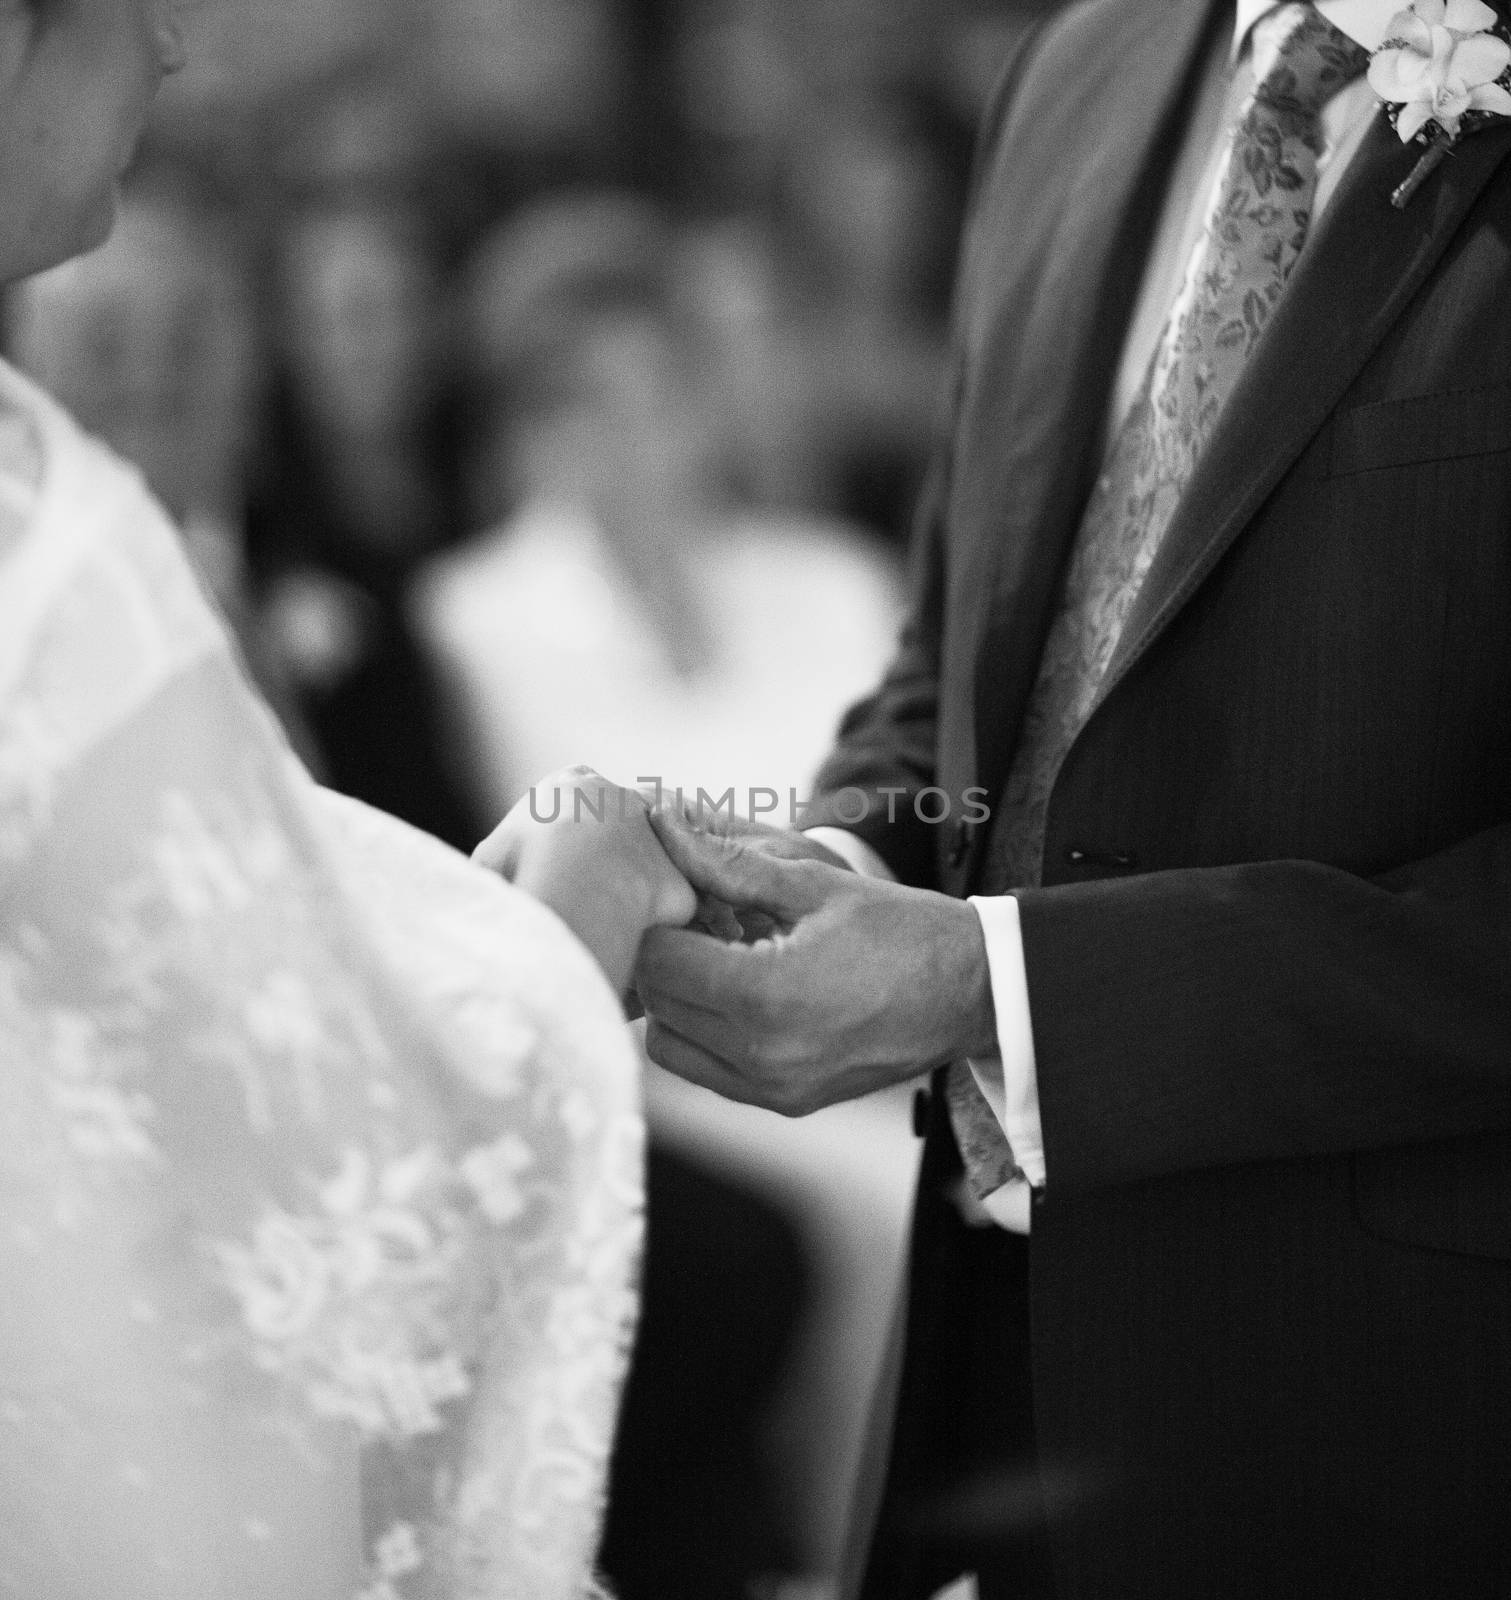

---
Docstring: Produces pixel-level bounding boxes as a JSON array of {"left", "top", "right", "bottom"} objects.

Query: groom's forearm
[{"left": 637, "top": 835, "right": 1000, "bottom": 1114}]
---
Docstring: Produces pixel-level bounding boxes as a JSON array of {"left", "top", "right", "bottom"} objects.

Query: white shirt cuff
[
  {"left": 966, "top": 895, "right": 1045, "bottom": 1189},
  {"left": 807, "top": 833, "right": 1046, "bottom": 1217},
  {"left": 804, "top": 826, "right": 895, "bottom": 881},
  {"left": 979, "top": 1179, "right": 1033, "bottom": 1232}
]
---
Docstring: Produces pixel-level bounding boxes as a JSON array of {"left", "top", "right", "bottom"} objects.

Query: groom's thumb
[{"left": 650, "top": 809, "right": 817, "bottom": 921}]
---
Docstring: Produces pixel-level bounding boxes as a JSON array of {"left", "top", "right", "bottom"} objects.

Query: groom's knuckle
[
  {"left": 788, "top": 859, "right": 833, "bottom": 905},
  {"left": 723, "top": 832, "right": 757, "bottom": 873}
]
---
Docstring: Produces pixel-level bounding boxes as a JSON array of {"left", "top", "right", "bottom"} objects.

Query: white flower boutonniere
[{"left": 1368, "top": 0, "right": 1511, "bottom": 205}]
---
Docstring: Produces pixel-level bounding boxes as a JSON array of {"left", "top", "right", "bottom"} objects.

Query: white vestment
[{"left": 0, "top": 360, "right": 642, "bottom": 1600}]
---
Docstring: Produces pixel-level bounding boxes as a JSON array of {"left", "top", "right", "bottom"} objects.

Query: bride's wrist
[
  {"left": 598, "top": 867, "right": 659, "bottom": 937},
  {"left": 526, "top": 861, "right": 655, "bottom": 994}
]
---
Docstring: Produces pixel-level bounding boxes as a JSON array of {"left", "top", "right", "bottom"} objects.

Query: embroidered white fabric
[{"left": 0, "top": 361, "right": 642, "bottom": 1600}]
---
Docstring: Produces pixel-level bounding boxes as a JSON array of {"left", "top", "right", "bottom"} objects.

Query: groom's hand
[
  {"left": 638, "top": 790, "right": 851, "bottom": 942},
  {"left": 636, "top": 807, "right": 997, "bottom": 1114}
]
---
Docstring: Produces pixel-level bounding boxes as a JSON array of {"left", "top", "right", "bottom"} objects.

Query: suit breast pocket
[
  {"left": 1323, "top": 383, "right": 1511, "bottom": 477},
  {"left": 1353, "top": 1128, "right": 1511, "bottom": 1261}
]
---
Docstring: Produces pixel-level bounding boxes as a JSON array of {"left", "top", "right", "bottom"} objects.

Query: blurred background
[{"left": 3, "top": 0, "right": 1057, "bottom": 1594}]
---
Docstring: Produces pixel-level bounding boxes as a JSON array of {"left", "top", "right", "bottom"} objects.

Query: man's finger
[
  {"left": 692, "top": 893, "right": 744, "bottom": 941},
  {"left": 635, "top": 924, "right": 770, "bottom": 1014},
  {"left": 636, "top": 982, "right": 755, "bottom": 1062},
  {"left": 648, "top": 807, "right": 822, "bottom": 919},
  {"left": 644, "top": 1018, "right": 767, "bottom": 1106}
]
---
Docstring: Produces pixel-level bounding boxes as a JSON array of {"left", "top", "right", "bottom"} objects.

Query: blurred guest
[
  {"left": 417, "top": 188, "right": 916, "bottom": 1590},
  {"left": 5, "top": 172, "right": 313, "bottom": 756},
  {"left": 246, "top": 193, "right": 482, "bottom": 849},
  {"left": 272, "top": 60, "right": 436, "bottom": 214},
  {"left": 421, "top": 0, "right": 648, "bottom": 255},
  {"left": 784, "top": 95, "right": 958, "bottom": 550},
  {"left": 671, "top": 0, "right": 805, "bottom": 208},
  {"left": 421, "top": 188, "right": 900, "bottom": 815},
  {"left": 674, "top": 214, "right": 828, "bottom": 515},
  {"left": 425, "top": 0, "right": 628, "bottom": 162}
]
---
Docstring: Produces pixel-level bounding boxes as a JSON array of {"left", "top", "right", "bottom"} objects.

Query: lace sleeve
[{"left": 0, "top": 381, "right": 642, "bottom": 1600}]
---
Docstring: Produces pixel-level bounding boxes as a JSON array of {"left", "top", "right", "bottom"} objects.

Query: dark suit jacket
[{"left": 813, "top": 2, "right": 1511, "bottom": 1594}]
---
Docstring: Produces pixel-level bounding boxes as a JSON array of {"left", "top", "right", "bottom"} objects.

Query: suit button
[
  {"left": 1064, "top": 844, "right": 1137, "bottom": 870},
  {"left": 947, "top": 819, "right": 972, "bottom": 868},
  {"left": 911, "top": 1087, "right": 931, "bottom": 1138}
]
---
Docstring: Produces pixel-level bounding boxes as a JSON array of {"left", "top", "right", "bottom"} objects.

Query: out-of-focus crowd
[
  {"left": 4, "top": 0, "right": 1048, "bottom": 853},
  {"left": 2, "top": 2, "right": 1053, "bottom": 1596}
]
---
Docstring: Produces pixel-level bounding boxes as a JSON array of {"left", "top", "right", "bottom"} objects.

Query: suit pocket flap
[
  {"left": 1354, "top": 1129, "right": 1511, "bottom": 1261},
  {"left": 1326, "top": 384, "right": 1511, "bottom": 476}
]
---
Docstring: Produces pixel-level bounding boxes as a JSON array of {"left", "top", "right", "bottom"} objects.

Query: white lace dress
[{"left": 0, "top": 360, "right": 643, "bottom": 1599}]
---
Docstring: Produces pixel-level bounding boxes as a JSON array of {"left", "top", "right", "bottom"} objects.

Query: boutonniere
[{"left": 1367, "top": 0, "right": 1511, "bottom": 206}]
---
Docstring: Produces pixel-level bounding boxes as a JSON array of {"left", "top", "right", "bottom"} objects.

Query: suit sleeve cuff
[
  {"left": 805, "top": 826, "right": 896, "bottom": 881},
  {"left": 966, "top": 894, "right": 1046, "bottom": 1187}
]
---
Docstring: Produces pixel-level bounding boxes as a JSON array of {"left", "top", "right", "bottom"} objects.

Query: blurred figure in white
[
  {"left": 417, "top": 187, "right": 918, "bottom": 1595},
  {"left": 677, "top": 214, "right": 829, "bottom": 517},
  {"left": 421, "top": 188, "right": 900, "bottom": 818}
]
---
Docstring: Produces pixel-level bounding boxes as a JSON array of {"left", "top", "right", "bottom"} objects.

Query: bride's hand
[{"left": 473, "top": 765, "right": 697, "bottom": 995}]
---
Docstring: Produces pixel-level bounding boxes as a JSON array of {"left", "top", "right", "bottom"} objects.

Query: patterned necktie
[{"left": 949, "top": 3, "right": 1370, "bottom": 1199}]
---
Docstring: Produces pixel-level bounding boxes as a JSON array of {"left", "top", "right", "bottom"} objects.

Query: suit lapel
[
  {"left": 1091, "top": 107, "right": 1511, "bottom": 714},
  {"left": 964, "top": 0, "right": 1219, "bottom": 804}
]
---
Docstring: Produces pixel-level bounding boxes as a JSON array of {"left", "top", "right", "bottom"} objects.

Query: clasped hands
[{"left": 477, "top": 766, "right": 997, "bottom": 1114}]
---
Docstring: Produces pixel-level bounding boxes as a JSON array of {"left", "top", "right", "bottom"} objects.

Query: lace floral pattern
[
  {"left": 216, "top": 1145, "right": 482, "bottom": 1437},
  {"left": 0, "top": 361, "right": 641, "bottom": 1599}
]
